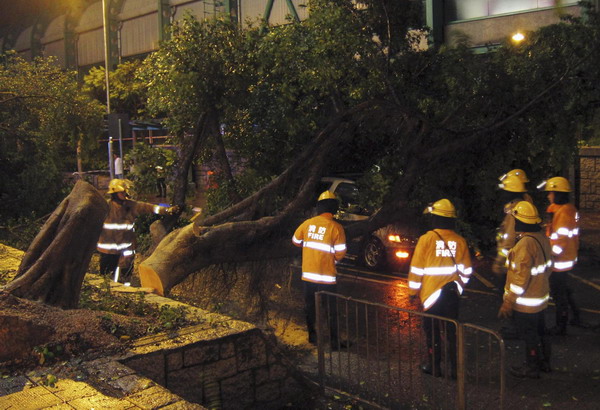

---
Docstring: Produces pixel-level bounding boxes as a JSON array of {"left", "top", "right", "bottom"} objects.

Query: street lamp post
[
  {"left": 102, "top": 0, "right": 111, "bottom": 115},
  {"left": 102, "top": 0, "right": 114, "bottom": 178}
]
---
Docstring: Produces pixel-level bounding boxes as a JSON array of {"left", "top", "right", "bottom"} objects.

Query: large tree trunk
[
  {"left": 140, "top": 100, "right": 425, "bottom": 295},
  {"left": 4, "top": 181, "right": 108, "bottom": 308}
]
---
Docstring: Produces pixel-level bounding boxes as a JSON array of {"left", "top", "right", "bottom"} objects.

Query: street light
[{"left": 511, "top": 32, "right": 525, "bottom": 43}]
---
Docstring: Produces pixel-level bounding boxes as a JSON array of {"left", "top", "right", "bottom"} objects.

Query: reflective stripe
[
  {"left": 410, "top": 266, "right": 424, "bottom": 276},
  {"left": 552, "top": 245, "right": 563, "bottom": 255},
  {"left": 423, "top": 289, "right": 442, "bottom": 310},
  {"left": 423, "top": 266, "right": 458, "bottom": 275},
  {"left": 292, "top": 236, "right": 302, "bottom": 245},
  {"left": 554, "top": 260, "right": 575, "bottom": 270},
  {"left": 153, "top": 205, "right": 161, "bottom": 214},
  {"left": 302, "top": 272, "right": 336, "bottom": 283},
  {"left": 553, "top": 227, "right": 579, "bottom": 238},
  {"left": 409, "top": 281, "right": 421, "bottom": 289},
  {"left": 103, "top": 223, "right": 134, "bottom": 230},
  {"left": 455, "top": 281, "right": 464, "bottom": 294},
  {"left": 458, "top": 265, "right": 472, "bottom": 276},
  {"left": 123, "top": 250, "right": 134, "bottom": 257},
  {"left": 531, "top": 261, "right": 551, "bottom": 275},
  {"left": 516, "top": 294, "right": 549, "bottom": 307},
  {"left": 501, "top": 248, "right": 509, "bottom": 256},
  {"left": 98, "top": 242, "right": 133, "bottom": 251},
  {"left": 510, "top": 284, "right": 524, "bottom": 295},
  {"left": 334, "top": 243, "right": 347, "bottom": 252},
  {"left": 304, "top": 241, "right": 335, "bottom": 253}
]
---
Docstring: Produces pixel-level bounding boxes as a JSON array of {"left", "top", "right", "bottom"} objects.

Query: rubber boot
[
  {"left": 421, "top": 347, "right": 442, "bottom": 377},
  {"left": 547, "top": 309, "right": 568, "bottom": 336},
  {"left": 539, "top": 339, "right": 552, "bottom": 373},
  {"left": 510, "top": 348, "right": 540, "bottom": 379}
]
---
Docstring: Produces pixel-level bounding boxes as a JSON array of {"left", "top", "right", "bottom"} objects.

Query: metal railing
[{"left": 315, "top": 291, "right": 505, "bottom": 409}]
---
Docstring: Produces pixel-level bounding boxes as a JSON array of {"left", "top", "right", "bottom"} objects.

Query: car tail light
[
  {"left": 388, "top": 234, "right": 402, "bottom": 242},
  {"left": 395, "top": 250, "right": 410, "bottom": 259}
]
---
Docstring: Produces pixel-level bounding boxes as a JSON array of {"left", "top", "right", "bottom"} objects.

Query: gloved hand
[
  {"left": 166, "top": 205, "right": 180, "bottom": 215},
  {"left": 497, "top": 300, "right": 513, "bottom": 319}
]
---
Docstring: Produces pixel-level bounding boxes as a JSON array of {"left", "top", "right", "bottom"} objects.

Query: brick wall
[
  {"left": 578, "top": 147, "right": 600, "bottom": 210},
  {"left": 121, "top": 327, "right": 306, "bottom": 409}
]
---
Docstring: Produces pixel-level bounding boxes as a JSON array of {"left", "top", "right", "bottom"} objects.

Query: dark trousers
[
  {"left": 513, "top": 310, "right": 550, "bottom": 366},
  {"left": 304, "top": 281, "right": 338, "bottom": 342},
  {"left": 422, "top": 282, "right": 460, "bottom": 369},
  {"left": 157, "top": 177, "right": 167, "bottom": 197},
  {"left": 549, "top": 270, "right": 580, "bottom": 329},
  {"left": 99, "top": 252, "right": 133, "bottom": 283}
]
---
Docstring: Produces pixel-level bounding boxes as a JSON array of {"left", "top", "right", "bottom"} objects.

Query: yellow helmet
[
  {"left": 106, "top": 179, "right": 133, "bottom": 194},
  {"left": 498, "top": 175, "right": 527, "bottom": 192},
  {"left": 424, "top": 198, "right": 456, "bottom": 218},
  {"left": 499, "top": 169, "right": 529, "bottom": 183},
  {"left": 318, "top": 191, "right": 337, "bottom": 201},
  {"left": 511, "top": 201, "right": 541, "bottom": 224},
  {"left": 540, "top": 176, "right": 571, "bottom": 192}
]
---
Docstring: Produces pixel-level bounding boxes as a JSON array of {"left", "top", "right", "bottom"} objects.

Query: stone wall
[
  {"left": 121, "top": 325, "right": 306, "bottom": 409},
  {"left": 578, "top": 147, "right": 600, "bottom": 210}
]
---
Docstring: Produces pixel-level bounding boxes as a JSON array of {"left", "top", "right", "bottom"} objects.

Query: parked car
[{"left": 317, "top": 177, "right": 420, "bottom": 272}]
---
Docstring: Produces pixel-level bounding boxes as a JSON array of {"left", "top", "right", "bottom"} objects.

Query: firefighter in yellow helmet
[
  {"left": 97, "top": 179, "right": 179, "bottom": 285},
  {"left": 408, "top": 199, "right": 472, "bottom": 378},
  {"left": 498, "top": 201, "right": 552, "bottom": 378},
  {"left": 540, "top": 176, "right": 581, "bottom": 335},
  {"left": 292, "top": 191, "right": 347, "bottom": 346},
  {"left": 493, "top": 174, "right": 531, "bottom": 275}
]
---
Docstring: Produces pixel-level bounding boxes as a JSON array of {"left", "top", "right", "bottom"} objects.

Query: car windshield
[{"left": 336, "top": 182, "right": 359, "bottom": 206}]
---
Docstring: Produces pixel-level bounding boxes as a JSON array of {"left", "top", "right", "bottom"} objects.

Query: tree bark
[
  {"left": 140, "top": 100, "right": 425, "bottom": 295},
  {"left": 4, "top": 181, "right": 108, "bottom": 308}
]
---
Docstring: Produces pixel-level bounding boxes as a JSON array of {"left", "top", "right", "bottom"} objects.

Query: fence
[{"left": 315, "top": 292, "right": 505, "bottom": 409}]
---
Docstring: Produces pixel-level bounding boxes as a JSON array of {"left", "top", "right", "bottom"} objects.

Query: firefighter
[
  {"left": 540, "top": 176, "right": 581, "bottom": 335},
  {"left": 97, "top": 179, "right": 178, "bottom": 285},
  {"left": 408, "top": 199, "right": 472, "bottom": 378},
  {"left": 498, "top": 201, "right": 552, "bottom": 378},
  {"left": 492, "top": 174, "right": 530, "bottom": 275},
  {"left": 292, "top": 191, "right": 347, "bottom": 346}
]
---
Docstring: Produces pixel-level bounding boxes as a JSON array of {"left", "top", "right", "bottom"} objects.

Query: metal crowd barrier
[{"left": 315, "top": 291, "right": 505, "bottom": 409}]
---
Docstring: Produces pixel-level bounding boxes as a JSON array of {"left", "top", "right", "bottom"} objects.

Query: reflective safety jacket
[
  {"left": 408, "top": 229, "right": 472, "bottom": 311},
  {"left": 495, "top": 200, "right": 519, "bottom": 269},
  {"left": 97, "top": 199, "right": 170, "bottom": 260},
  {"left": 504, "top": 231, "right": 552, "bottom": 313},
  {"left": 546, "top": 203, "right": 579, "bottom": 272},
  {"left": 292, "top": 213, "right": 347, "bottom": 284}
]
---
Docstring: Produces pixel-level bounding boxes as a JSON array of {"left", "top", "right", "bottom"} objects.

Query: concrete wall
[{"left": 578, "top": 147, "right": 600, "bottom": 210}]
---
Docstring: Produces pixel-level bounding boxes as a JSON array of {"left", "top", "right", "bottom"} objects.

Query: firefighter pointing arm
[{"left": 97, "top": 179, "right": 178, "bottom": 286}]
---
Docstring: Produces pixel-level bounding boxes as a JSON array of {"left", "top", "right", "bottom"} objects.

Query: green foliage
[
  {"left": 79, "top": 277, "right": 191, "bottom": 334},
  {"left": 0, "top": 53, "right": 104, "bottom": 220},
  {"left": 33, "top": 345, "right": 63, "bottom": 366},
  {"left": 124, "top": 142, "right": 175, "bottom": 196},
  {"left": 83, "top": 61, "right": 148, "bottom": 117},
  {"left": 137, "top": 2, "right": 600, "bottom": 251}
]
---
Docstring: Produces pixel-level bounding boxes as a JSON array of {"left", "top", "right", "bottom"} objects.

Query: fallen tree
[{"left": 3, "top": 181, "right": 108, "bottom": 308}]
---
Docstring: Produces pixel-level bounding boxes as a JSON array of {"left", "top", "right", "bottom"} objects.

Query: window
[{"left": 444, "top": 0, "right": 577, "bottom": 22}]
